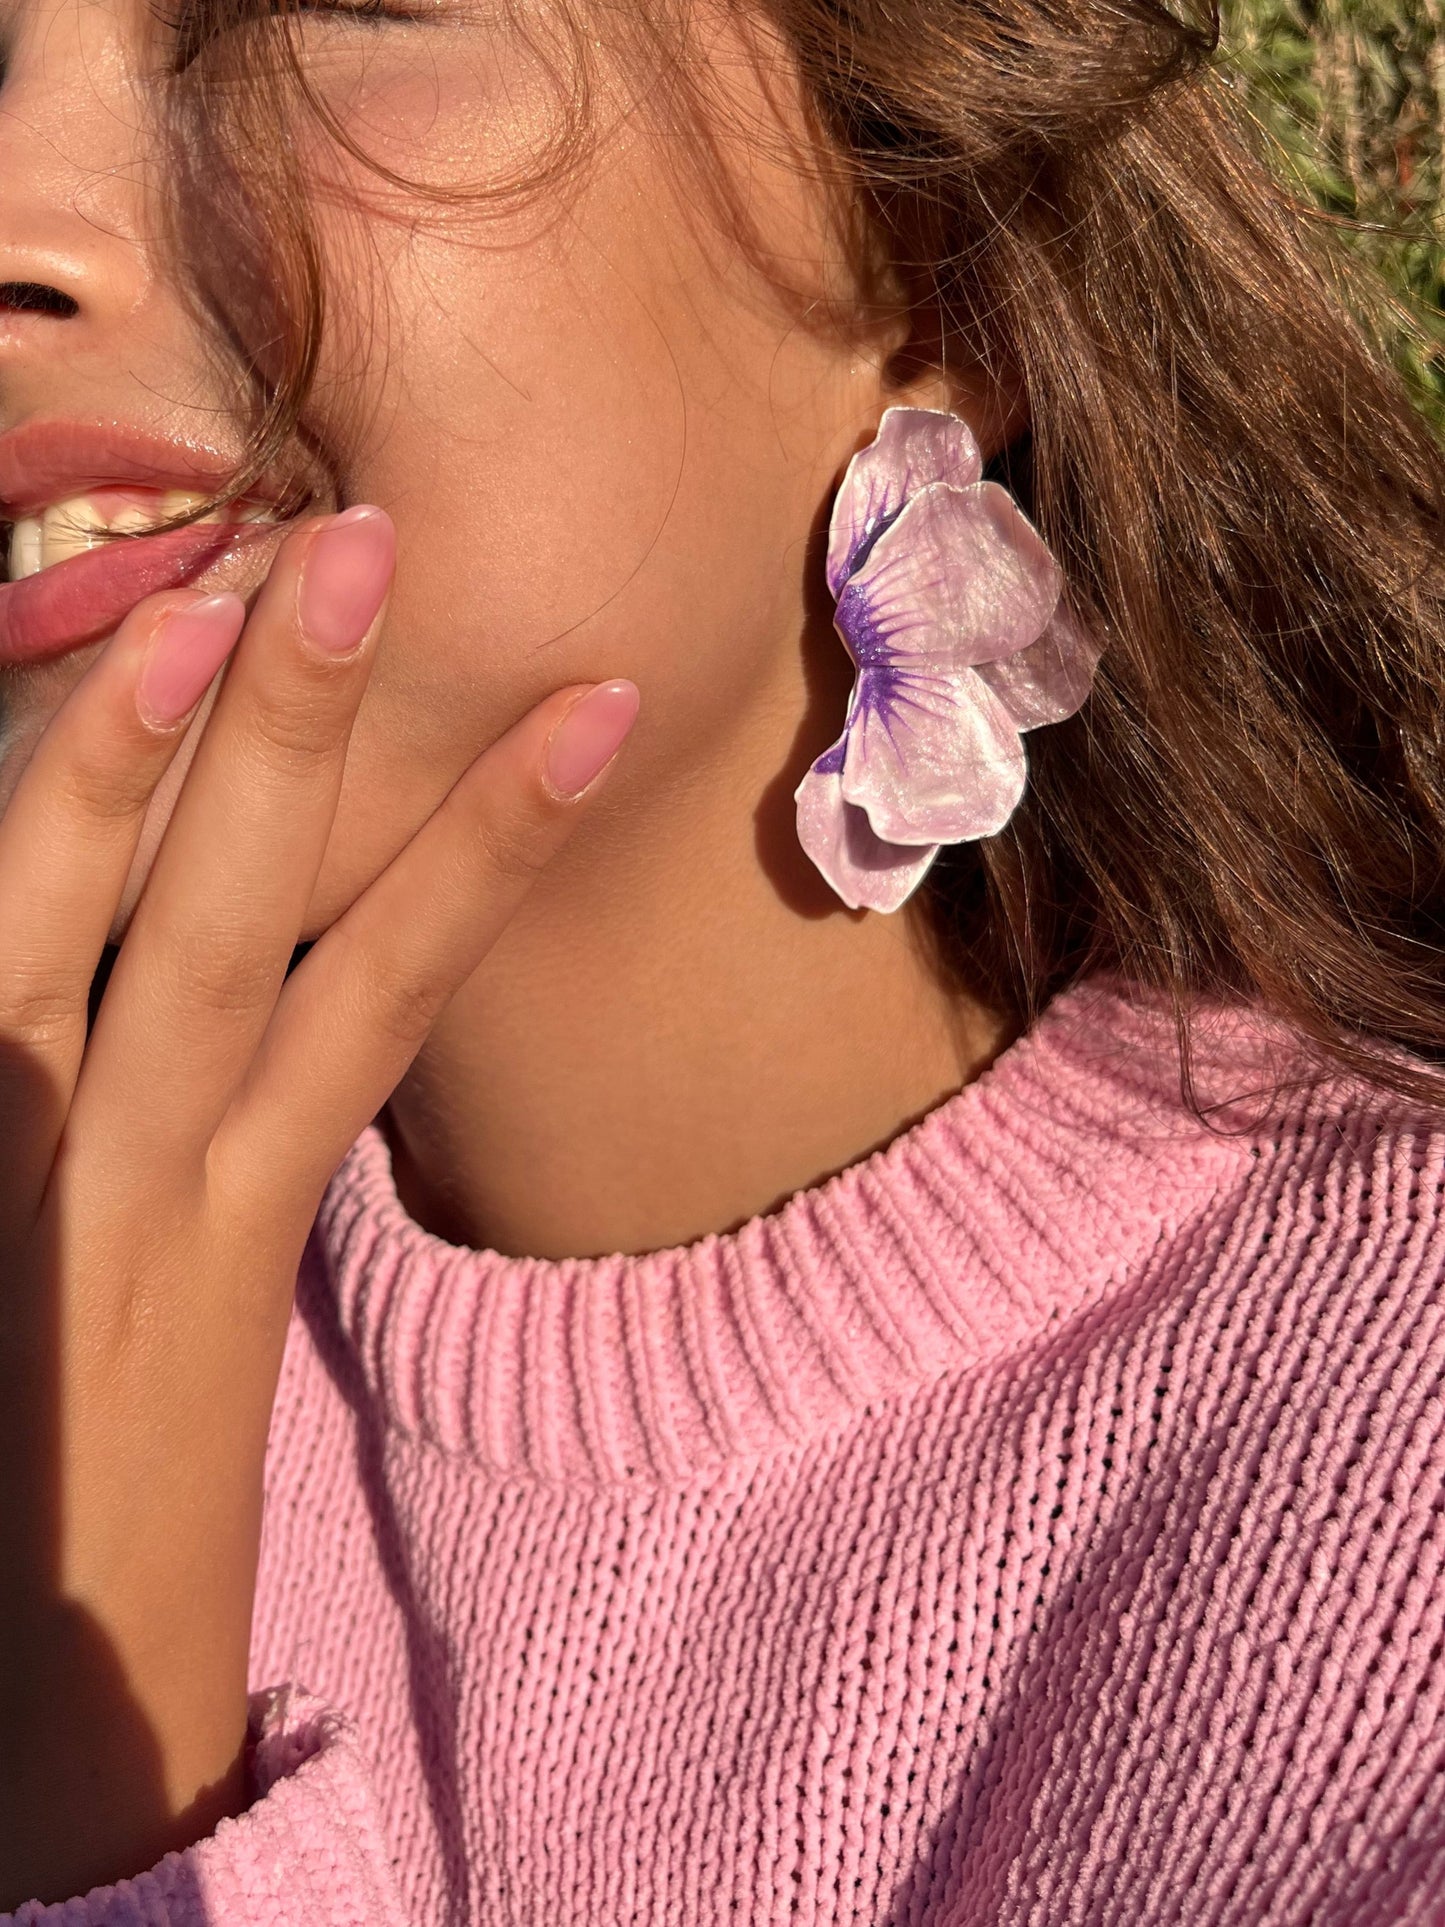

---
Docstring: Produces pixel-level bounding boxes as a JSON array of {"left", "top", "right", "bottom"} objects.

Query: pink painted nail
[
  {"left": 136, "top": 595, "right": 247, "bottom": 727},
  {"left": 544, "top": 681, "right": 640, "bottom": 798},
  {"left": 297, "top": 505, "right": 396, "bottom": 655}
]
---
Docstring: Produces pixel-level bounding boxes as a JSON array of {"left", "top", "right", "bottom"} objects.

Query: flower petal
[
  {"left": 826, "top": 407, "right": 983, "bottom": 598},
  {"left": 794, "top": 752, "right": 941, "bottom": 913},
  {"left": 973, "top": 594, "right": 1102, "bottom": 731},
  {"left": 835, "top": 482, "right": 1063, "bottom": 676},
  {"left": 840, "top": 663, "right": 1027, "bottom": 846}
]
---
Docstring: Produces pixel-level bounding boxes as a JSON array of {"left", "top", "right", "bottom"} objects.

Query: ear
[{"left": 880, "top": 304, "right": 1029, "bottom": 465}]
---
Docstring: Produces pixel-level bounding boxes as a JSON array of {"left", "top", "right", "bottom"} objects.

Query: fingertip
[
  {"left": 135, "top": 595, "right": 249, "bottom": 730},
  {"left": 297, "top": 507, "right": 396, "bottom": 656},
  {"left": 542, "top": 679, "right": 641, "bottom": 801}
]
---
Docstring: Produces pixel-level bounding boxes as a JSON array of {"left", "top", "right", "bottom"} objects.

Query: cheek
[
  {"left": 287, "top": 52, "right": 863, "bottom": 909},
  {"left": 316, "top": 209, "right": 823, "bottom": 772}
]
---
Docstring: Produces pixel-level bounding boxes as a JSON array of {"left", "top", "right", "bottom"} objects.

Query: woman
[{"left": 0, "top": 0, "right": 1443, "bottom": 1917}]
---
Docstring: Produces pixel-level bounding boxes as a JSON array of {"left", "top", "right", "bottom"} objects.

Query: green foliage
[{"left": 1216, "top": 0, "right": 1445, "bottom": 431}]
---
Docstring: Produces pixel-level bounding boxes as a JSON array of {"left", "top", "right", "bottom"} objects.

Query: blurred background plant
[{"left": 1217, "top": 0, "right": 1445, "bottom": 432}]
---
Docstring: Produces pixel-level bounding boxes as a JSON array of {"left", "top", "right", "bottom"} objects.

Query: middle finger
[{"left": 83, "top": 505, "right": 396, "bottom": 1153}]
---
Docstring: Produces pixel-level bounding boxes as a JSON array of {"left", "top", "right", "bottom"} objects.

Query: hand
[{"left": 0, "top": 505, "right": 639, "bottom": 1909}]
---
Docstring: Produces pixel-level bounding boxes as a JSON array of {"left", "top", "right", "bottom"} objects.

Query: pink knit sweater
[{"left": 12, "top": 979, "right": 1445, "bottom": 1923}]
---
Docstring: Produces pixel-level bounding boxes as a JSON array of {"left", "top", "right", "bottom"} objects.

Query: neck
[{"left": 381, "top": 682, "right": 1009, "bottom": 1262}]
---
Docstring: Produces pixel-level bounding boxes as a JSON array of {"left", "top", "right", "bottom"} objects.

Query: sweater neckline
[{"left": 307, "top": 978, "right": 1270, "bottom": 1484}]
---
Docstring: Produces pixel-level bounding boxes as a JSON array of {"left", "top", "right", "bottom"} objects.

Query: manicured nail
[
  {"left": 137, "top": 595, "right": 247, "bottom": 728},
  {"left": 544, "top": 680, "right": 640, "bottom": 799},
  {"left": 297, "top": 505, "right": 396, "bottom": 655}
]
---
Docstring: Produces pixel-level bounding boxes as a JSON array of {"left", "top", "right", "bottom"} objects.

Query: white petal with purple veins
[
  {"left": 973, "top": 595, "right": 1102, "bottom": 731},
  {"left": 835, "top": 482, "right": 1063, "bottom": 675},
  {"left": 794, "top": 755, "right": 941, "bottom": 913},
  {"left": 840, "top": 663, "right": 1027, "bottom": 846},
  {"left": 796, "top": 403, "right": 1103, "bottom": 914},
  {"left": 826, "top": 406, "right": 983, "bottom": 598}
]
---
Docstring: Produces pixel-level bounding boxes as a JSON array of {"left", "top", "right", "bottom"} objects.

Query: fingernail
[
  {"left": 297, "top": 505, "right": 396, "bottom": 655},
  {"left": 544, "top": 680, "right": 640, "bottom": 799},
  {"left": 137, "top": 594, "right": 247, "bottom": 727}
]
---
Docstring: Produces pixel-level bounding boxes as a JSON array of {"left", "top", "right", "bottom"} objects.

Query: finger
[
  {"left": 216, "top": 679, "right": 640, "bottom": 1221},
  {"left": 84, "top": 507, "right": 396, "bottom": 1156},
  {"left": 0, "top": 592, "right": 245, "bottom": 1210}
]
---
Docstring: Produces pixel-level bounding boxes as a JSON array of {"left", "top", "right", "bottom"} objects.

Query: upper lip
[{"left": 0, "top": 418, "right": 299, "bottom": 519}]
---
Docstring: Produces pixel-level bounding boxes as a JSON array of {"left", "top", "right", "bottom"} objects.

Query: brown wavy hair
[{"left": 162, "top": 0, "right": 1445, "bottom": 1104}]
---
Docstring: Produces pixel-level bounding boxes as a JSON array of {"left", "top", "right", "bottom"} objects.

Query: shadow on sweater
[{"left": 0, "top": 1597, "right": 224, "bottom": 1914}]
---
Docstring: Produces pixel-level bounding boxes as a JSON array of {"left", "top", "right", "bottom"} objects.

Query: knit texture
[{"left": 10, "top": 978, "right": 1445, "bottom": 1924}]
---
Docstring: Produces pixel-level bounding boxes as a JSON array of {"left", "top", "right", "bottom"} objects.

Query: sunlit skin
[
  {"left": 0, "top": 0, "right": 1022, "bottom": 1897},
  {"left": 0, "top": 0, "right": 1021, "bottom": 1261}
]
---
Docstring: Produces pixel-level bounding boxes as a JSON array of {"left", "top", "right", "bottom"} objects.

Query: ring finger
[{"left": 0, "top": 589, "right": 246, "bottom": 1212}]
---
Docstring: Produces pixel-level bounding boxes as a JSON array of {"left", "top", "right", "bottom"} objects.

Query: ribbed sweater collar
[{"left": 308, "top": 978, "right": 1271, "bottom": 1485}]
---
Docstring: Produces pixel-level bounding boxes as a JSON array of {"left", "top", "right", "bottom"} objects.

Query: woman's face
[{"left": 0, "top": 0, "right": 971, "bottom": 938}]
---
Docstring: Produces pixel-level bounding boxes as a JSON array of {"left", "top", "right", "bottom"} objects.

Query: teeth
[
  {"left": 9, "top": 518, "right": 41, "bottom": 580},
  {"left": 5, "top": 488, "right": 269, "bottom": 583},
  {"left": 42, "top": 498, "right": 110, "bottom": 570},
  {"left": 160, "top": 489, "right": 227, "bottom": 526},
  {"left": 109, "top": 507, "right": 157, "bottom": 535}
]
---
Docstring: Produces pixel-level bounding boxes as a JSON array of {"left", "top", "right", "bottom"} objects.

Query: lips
[
  {"left": 0, "top": 421, "right": 260, "bottom": 514},
  {"left": 0, "top": 524, "right": 248, "bottom": 668},
  {"left": 0, "top": 420, "right": 298, "bottom": 670}
]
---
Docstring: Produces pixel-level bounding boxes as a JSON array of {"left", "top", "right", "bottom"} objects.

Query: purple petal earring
[{"left": 794, "top": 406, "right": 1101, "bottom": 913}]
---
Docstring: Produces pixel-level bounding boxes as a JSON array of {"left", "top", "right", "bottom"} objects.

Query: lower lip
[{"left": 0, "top": 524, "right": 248, "bottom": 669}]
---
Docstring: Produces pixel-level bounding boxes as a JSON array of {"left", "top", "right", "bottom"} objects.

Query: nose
[{"left": 0, "top": 0, "right": 155, "bottom": 355}]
